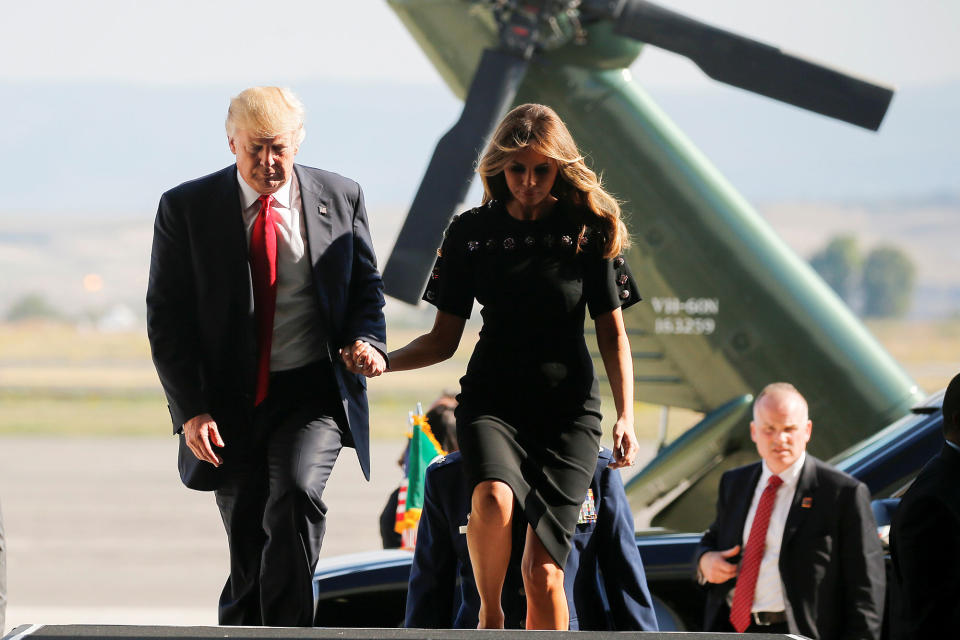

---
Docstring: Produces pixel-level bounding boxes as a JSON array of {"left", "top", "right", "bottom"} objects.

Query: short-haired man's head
[
  {"left": 226, "top": 86, "right": 305, "bottom": 144},
  {"left": 750, "top": 382, "right": 812, "bottom": 474},
  {"left": 753, "top": 382, "right": 809, "bottom": 422},
  {"left": 942, "top": 372, "right": 960, "bottom": 442}
]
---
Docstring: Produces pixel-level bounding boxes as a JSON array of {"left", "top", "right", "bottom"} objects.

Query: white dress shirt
[
  {"left": 728, "top": 452, "right": 806, "bottom": 613},
  {"left": 238, "top": 172, "right": 327, "bottom": 371}
]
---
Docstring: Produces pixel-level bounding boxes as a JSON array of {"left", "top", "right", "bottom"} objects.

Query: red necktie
[
  {"left": 249, "top": 194, "right": 278, "bottom": 406},
  {"left": 729, "top": 474, "right": 784, "bottom": 632}
]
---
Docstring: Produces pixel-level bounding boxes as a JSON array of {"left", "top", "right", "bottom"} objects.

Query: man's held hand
[{"left": 340, "top": 340, "right": 386, "bottom": 377}]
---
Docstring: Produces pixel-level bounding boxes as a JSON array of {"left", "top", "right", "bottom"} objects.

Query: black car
[{"left": 312, "top": 390, "right": 945, "bottom": 630}]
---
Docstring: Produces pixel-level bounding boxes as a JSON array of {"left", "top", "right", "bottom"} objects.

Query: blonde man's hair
[
  {"left": 477, "top": 103, "right": 630, "bottom": 259},
  {"left": 226, "top": 87, "right": 306, "bottom": 144}
]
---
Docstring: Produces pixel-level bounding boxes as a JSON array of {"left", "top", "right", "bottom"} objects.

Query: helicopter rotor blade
[
  {"left": 583, "top": 0, "right": 894, "bottom": 130},
  {"left": 382, "top": 48, "right": 529, "bottom": 304}
]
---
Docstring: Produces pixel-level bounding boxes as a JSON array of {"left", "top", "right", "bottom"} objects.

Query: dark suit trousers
[{"left": 214, "top": 360, "right": 350, "bottom": 627}]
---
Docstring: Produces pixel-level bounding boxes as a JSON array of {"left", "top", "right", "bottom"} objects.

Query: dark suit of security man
[
  {"left": 696, "top": 383, "right": 884, "bottom": 639},
  {"left": 405, "top": 449, "right": 659, "bottom": 631},
  {"left": 146, "top": 87, "right": 386, "bottom": 627},
  {"left": 890, "top": 372, "right": 960, "bottom": 638}
]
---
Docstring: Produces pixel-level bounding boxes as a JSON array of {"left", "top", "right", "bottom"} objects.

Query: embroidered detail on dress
[
  {"left": 613, "top": 256, "right": 625, "bottom": 268},
  {"left": 524, "top": 235, "right": 536, "bottom": 247},
  {"left": 503, "top": 237, "right": 516, "bottom": 250},
  {"left": 467, "top": 240, "right": 480, "bottom": 252},
  {"left": 561, "top": 235, "right": 573, "bottom": 247},
  {"left": 619, "top": 290, "right": 631, "bottom": 300}
]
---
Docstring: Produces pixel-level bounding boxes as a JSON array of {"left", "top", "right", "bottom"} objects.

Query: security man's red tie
[
  {"left": 250, "top": 194, "right": 278, "bottom": 406},
  {"left": 729, "top": 473, "right": 784, "bottom": 632}
]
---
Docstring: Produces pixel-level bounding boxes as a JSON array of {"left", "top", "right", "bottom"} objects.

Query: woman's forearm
[
  {"left": 387, "top": 311, "right": 467, "bottom": 372},
  {"left": 595, "top": 308, "right": 634, "bottom": 421}
]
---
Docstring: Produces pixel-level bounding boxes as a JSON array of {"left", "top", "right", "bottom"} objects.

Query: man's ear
[{"left": 228, "top": 137, "right": 237, "bottom": 155}]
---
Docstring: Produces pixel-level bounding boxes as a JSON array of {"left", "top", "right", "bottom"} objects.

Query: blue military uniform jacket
[{"left": 404, "top": 448, "right": 659, "bottom": 631}]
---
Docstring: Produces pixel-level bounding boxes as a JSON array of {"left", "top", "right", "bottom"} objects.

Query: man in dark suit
[
  {"left": 405, "top": 448, "right": 659, "bottom": 631},
  {"left": 889, "top": 372, "right": 960, "bottom": 638},
  {"left": 146, "top": 87, "right": 386, "bottom": 627},
  {"left": 696, "top": 382, "right": 884, "bottom": 639}
]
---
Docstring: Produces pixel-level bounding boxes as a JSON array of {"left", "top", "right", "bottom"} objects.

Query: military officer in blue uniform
[{"left": 405, "top": 448, "right": 659, "bottom": 631}]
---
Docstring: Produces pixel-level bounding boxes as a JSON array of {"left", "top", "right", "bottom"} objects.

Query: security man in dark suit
[
  {"left": 890, "top": 372, "right": 960, "bottom": 638},
  {"left": 696, "top": 382, "right": 885, "bottom": 639},
  {"left": 147, "top": 87, "right": 386, "bottom": 627},
  {"left": 405, "top": 448, "right": 659, "bottom": 631}
]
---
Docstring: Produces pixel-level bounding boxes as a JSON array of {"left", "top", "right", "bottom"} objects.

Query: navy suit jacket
[
  {"left": 696, "top": 455, "right": 885, "bottom": 640},
  {"left": 146, "top": 164, "right": 386, "bottom": 488},
  {"left": 404, "top": 449, "right": 659, "bottom": 631},
  {"left": 890, "top": 443, "right": 960, "bottom": 638}
]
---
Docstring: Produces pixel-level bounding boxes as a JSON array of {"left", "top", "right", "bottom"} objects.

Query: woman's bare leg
[
  {"left": 467, "top": 480, "right": 515, "bottom": 628},
  {"left": 521, "top": 525, "right": 568, "bottom": 630}
]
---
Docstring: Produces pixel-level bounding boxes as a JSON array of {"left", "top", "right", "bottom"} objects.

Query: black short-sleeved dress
[{"left": 423, "top": 199, "right": 641, "bottom": 566}]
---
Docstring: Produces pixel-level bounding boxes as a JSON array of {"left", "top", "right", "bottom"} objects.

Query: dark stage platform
[{"left": 2, "top": 624, "right": 796, "bottom": 640}]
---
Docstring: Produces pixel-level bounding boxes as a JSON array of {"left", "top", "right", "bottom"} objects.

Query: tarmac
[
  {"left": 0, "top": 436, "right": 650, "bottom": 635},
  {"left": 0, "top": 437, "right": 410, "bottom": 633}
]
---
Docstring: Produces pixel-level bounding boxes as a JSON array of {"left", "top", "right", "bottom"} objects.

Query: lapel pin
[
  {"left": 801, "top": 496, "right": 813, "bottom": 509},
  {"left": 317, "top": 204, "right": 327, "bottom": 215}
]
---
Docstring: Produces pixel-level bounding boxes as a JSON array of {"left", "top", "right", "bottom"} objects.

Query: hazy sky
[
  {"left": 3, "top": 0, "right": 957, "bottom": 91},
  {"left": 1, "top": 0, "right": 956, "bottom": 215}
]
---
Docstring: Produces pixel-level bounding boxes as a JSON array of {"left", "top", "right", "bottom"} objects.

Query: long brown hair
[{"left": 477, "top": 103, "right": 629, "bottom": 258}]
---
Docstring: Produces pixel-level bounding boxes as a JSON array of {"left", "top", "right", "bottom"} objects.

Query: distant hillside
[
  {"left": 758, "top": 200, "right": 960, "bottom": 319},
  {"left": 644, "top": 81, "right": 960, "bottom": 203},
  {"left": 2, "top": 197, "right": 957, "bottom": 322}
]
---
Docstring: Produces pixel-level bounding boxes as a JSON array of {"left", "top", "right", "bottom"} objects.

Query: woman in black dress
[{"left": 384, "top": 104, "right": 641, "bottom": 629}]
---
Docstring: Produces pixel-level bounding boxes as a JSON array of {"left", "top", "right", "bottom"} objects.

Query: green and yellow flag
[{"left": 395, "top": 403, "right": 447, "bottom": 548}]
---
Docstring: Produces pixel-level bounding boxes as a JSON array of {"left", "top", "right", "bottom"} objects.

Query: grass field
[{"left": 0, "top": 319, "right": 957, "bottom": 440}]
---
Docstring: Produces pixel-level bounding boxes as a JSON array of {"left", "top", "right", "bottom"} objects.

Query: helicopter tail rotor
[
  {"left": 582, "top": 0, "right": 894, "bottom": 130},
  {"left": 383, "top": 0, "right": 898, "bottom": 305},
  {"left": 382, "top": 47, "right": 529, "bottom": 303}
]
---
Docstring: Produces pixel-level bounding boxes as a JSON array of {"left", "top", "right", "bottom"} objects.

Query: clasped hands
[
  {"left": 185, "top": 341, "right": 385, "bottom": 467},
  {"left": 340, "top": 340, "right": 386, "bottom": 377}
]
